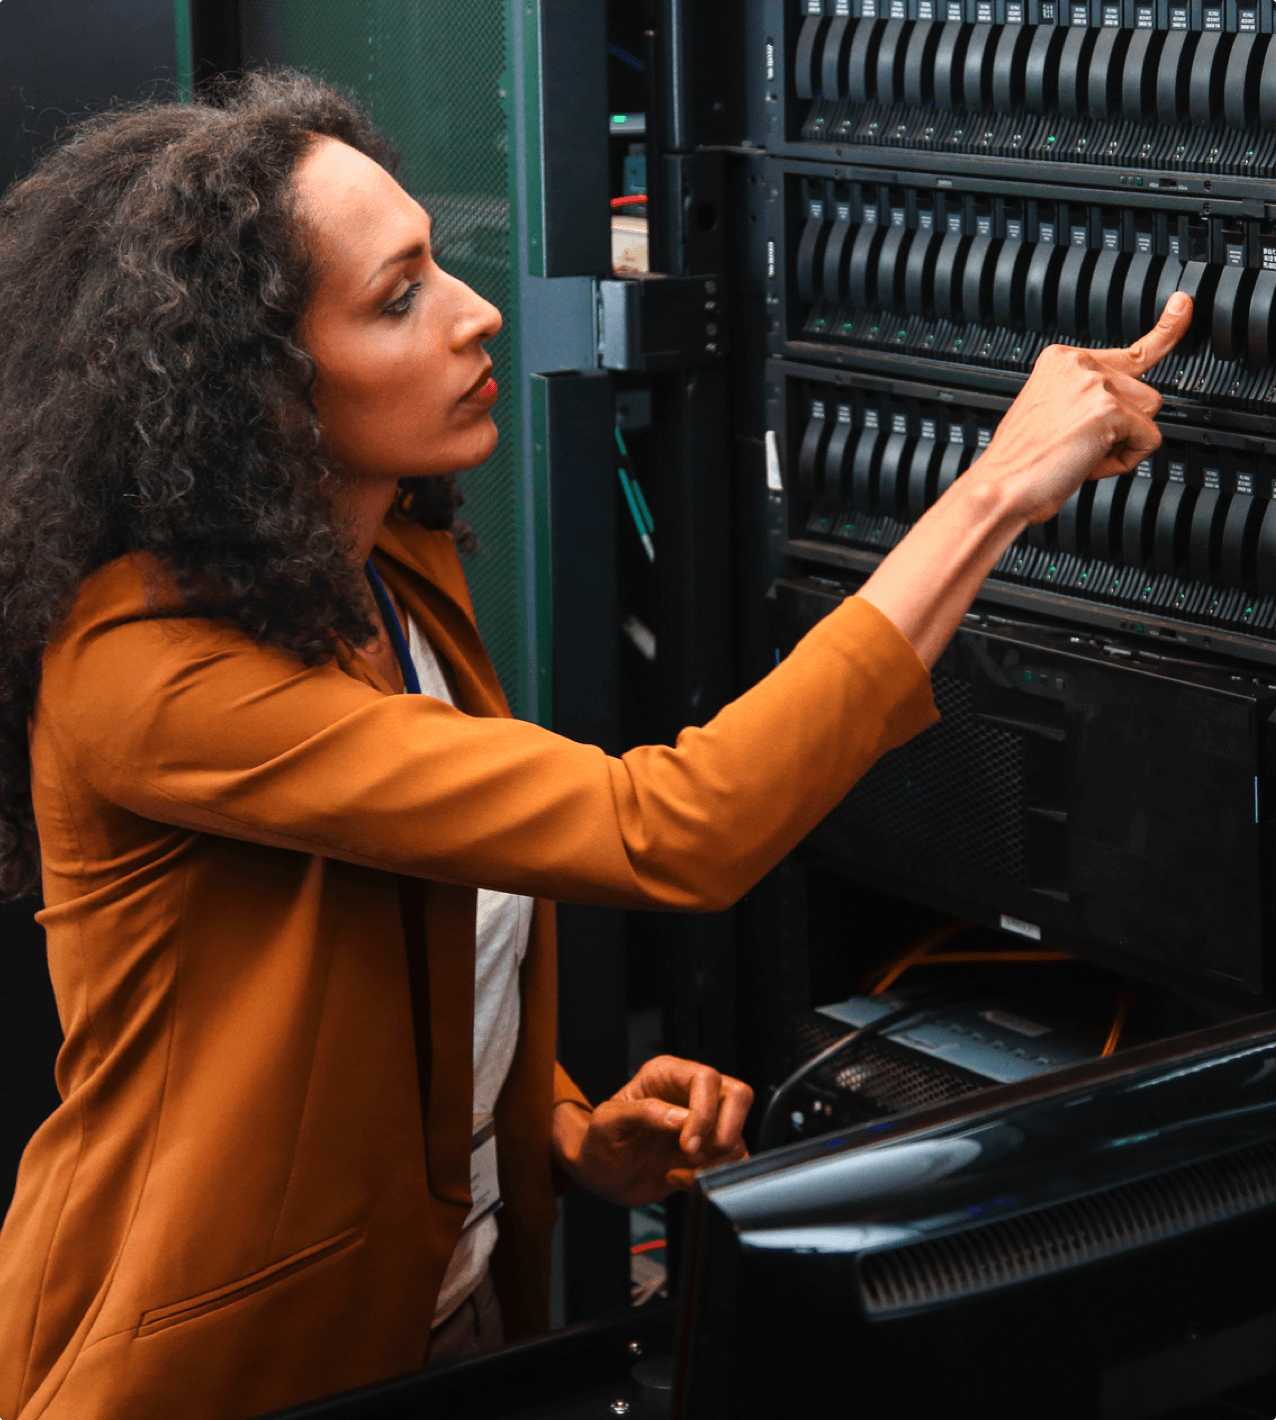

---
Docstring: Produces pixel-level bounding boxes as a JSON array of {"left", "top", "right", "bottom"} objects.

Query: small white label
[
  {"left": 837, "top": 202, "right": 851, "bottom": 222},
  {"left": 1071, "top": 226, "right": 1088, "bottom": 247},
  {"left": 863, "top": 0, "right": 877, "bottom": 16},
  {"left": 1103, "top": 229, "right": 1119, "bottom": 249},
  {"left": 1007, "top": 1, "right": 1024, "bottom": 18},
  {"left": 1241, "top": 8, "right": 1257, "bottom": 29},
  {"left": 1102, "top": 3, "right": 1119, "bottom": 21},
  {"left": 981, "top": 1008, "right": 1052, "bottom": 1038},
  {"left": 766, "top": 41, "right": 775, "bottom": 81},
  {"left": 1136, "top": 232, "right": 1152, "bottom": 254},
  {"left": 765, "top": 429, "right": 784, "bottom": 491},
  {"left": 1071, "top": 3, "right": 1087, "bottom": 21},
  {"left": 920, "top": 210, "right": 934, "bottom": 231},
  {"left": 1136, "top": 459, "right": 1152, "bottom": 478},
  {"left": 977, "top": 426, "right": 992, "bottom": 447},
  {"left": 1168, "top": 235, "right": 1181, "bottom": 258},
  {"left": 1205, "top": 466, "right": 1221, "bottom": 489},
  {"left": 921, "top": 417, "right": 937, "bottom": 440},
  {"left": 1170, "top": 6, "right": 1187, "bottom": 24},
  {"left": 919, "top": 0, "right": 935, "bottom": 17},
  {"left": 1006, "top": 219, "right": 1023, "bottom": 240},
  {"left": 977, "top": 1, "right": 993, "bottom": 18},
  {"left": 809, "top": 199, "right": 824, "bottom": 220},
  {"left": 1039, "top": 221, "right": 1056, "bottom": 245},
  {"left": 1264, "top": 246, "right": 1276, "bottom": 272},
  {"left": 947, "top": 1, "right": 962, "bottom": 17},
  {"left": 891, "top": 0, "right": 906, "bottom": 15},
  {"left": 1227, "top": 244, "right": 1245, "bottom": 267},
  {"left": 767, "top": 240, "right": 776, "bottom": 279},
  {"left": 1237, "top": 471, "right": 1255, "bottom": 495},
  {"left": 1000, "top": 913, "right": 1042, "bottom": 941},
  {"left": 1136, "top": 5, "right": 1153, "bottom": 23},
  {"left": 838, "top": 403, "right": 853, "bottom": 422},
  {"left": 947, "top": 213, "right": 963, "bottom": 235},
  {"left": 811, "top": 399, "right": 826, "bottom": 420},
  {"left": 977, "top": 215, "right": 992, "bottom": 236},
  {"left": 1169, "top": 460, "right": 1186, "bottom": 483},
  {"left": 891, "top": 207, "right": 906, "bottom": 227},
  {"left": 892, "top": 412, "right": 908, "bottom": 433},
  {"left": 863, "top": 204, "right": 879, "bottom": 225},
  {"left": 864, "top": 407, "right": 880, "bottom": 429},
  {"left": 1204, "top": 6, "right": 1222, "bottom": 25}
]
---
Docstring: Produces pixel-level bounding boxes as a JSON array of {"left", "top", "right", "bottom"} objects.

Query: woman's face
[{"left": 294, "top": 137, "right": 502, "bottom": 485}]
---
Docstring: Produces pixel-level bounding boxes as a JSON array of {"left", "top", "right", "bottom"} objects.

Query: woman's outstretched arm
[
  {"left": 858, "top": 293, "right": 1192, "bottom": 666},
  {"left": 40, "top": 302, "right": 1190, "bottom": 914}
]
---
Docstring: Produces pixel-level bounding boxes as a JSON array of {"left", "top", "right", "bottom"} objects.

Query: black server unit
[{"left": 716, "top": 0, "right": 1276, "bottom": 1044}]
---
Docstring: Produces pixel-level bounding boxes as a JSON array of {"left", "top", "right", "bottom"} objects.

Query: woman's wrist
[{"left": 550, "top": 1099, "right": 592, "bottom": 1180}]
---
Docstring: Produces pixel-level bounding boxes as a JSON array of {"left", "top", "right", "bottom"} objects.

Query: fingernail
[
  {"left": 1167, "top": 292, "right": 1188, "bottom": 314},
  {"left": 685, "top": 1136, "right": 702, "bottom": 1155},
  {"left": 666, "top": 1106, "right": 686, "bottom": 1126}
]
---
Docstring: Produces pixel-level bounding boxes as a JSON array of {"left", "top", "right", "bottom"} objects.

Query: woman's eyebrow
[{"left": 366, "top": 239, "right": 427, "bottom": 287}]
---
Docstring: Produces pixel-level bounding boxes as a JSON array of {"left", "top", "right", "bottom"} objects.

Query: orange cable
[
  {"left": 631, "top": 1239, "right": 666, "bottom": 1254},
  {"left": 1101, "top": 991, "right": 1135, "bottom": 1057},
  {"left": 860, "top": 920, "right": 974, "bottom": 995}
]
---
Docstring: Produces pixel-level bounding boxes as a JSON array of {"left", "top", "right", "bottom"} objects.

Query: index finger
[{"left": 1116, "top": 290, "right": 1192, "bottom": 376}]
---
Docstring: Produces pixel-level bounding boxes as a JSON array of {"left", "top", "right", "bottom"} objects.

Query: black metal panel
[
  {"left": 539, "top": 0, "right": 610, "bottom": 277},
  {"left": 536, "top": 370, "right": 631, "bottom": 1321},
  {"left": 0, "top": 0, "right": 178, "bottom": 195}
]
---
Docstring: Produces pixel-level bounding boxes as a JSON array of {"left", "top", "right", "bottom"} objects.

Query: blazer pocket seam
[{"left": 136, "top": 1223, "right": 366, "bottom": 1340}]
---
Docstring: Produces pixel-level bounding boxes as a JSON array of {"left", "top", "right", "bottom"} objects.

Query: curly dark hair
[{"left": 0, "top": 70, "right": 474, "bottom": 899}]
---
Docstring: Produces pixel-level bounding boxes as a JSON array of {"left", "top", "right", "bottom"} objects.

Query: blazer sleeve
[{"left": 40, "top": 578, "right": 937, "bottom": 912}]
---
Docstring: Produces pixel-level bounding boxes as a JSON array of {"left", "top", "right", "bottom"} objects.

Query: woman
[{"left": 0, "top": 72, "right": 1188, "bottom": 1420}]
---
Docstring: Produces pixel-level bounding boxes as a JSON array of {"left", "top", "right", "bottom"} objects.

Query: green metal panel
[
  {"left": 239, "top": 0, "right": 534, "bottom": 718},
  {"left": 174, "top": 0, "right": 194, "bottom": 100}
]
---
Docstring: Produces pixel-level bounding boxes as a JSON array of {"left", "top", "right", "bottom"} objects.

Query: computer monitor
[{"left": 675, "top": 1010, "right": 1276, "bottom": 1419}]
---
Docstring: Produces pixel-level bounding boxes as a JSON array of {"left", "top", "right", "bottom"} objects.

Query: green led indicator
[
  {"left": 1024, "top": 669, "right": 1033, "bottom": 683},
  {"left": 1047, "top": 563, "right": 1058, "bottom": 574},
  {"left": 1046, "top": 134, "right": 1057, "bottom": 144},
  {"left": 1246, "top": 605, "right": 1255, "bottom": 616},
  {"left": 1135, "top": 623, "right": 1144, "bottom": 633},
  {"left": 611, "top": 114, "right": 628, "bottom": 124}
]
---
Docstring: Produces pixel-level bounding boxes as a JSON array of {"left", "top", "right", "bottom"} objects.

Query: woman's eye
[{"left": 385, "top": 281, "right": 422, "bottom": 317}]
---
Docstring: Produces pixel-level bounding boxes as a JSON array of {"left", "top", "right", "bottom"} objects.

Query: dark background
[{"left": 0, "top": 0, "right": 180, "bottom": 1209}]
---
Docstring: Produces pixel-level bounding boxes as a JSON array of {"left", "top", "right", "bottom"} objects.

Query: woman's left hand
[{"left": 552, "top": 1055, "right": 753, "bottom": 1207}]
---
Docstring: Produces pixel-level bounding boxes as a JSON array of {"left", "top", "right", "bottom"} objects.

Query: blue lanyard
[{"left": 365, "top": 560, "right": 421, "bottom": 694}]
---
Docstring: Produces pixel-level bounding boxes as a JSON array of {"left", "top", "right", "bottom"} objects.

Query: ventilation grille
[
  {"left": 818, "top": 674, "right": 1028, "bottom": 884},
  {"left": 791, "top": 1011, "right": 986, "bottom": 1119},
  {"left": 859, "top": 1139, "right": 1276, "bottom": 1316}
]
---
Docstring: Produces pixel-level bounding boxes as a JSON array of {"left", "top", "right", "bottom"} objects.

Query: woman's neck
[{"left": 337, "top": 478, "right": 401, "bottom": 567}]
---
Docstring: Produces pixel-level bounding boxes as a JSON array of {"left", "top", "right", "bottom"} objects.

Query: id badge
[{"left": 464, "top": 1117, "right": 500, "bottom": 1229}]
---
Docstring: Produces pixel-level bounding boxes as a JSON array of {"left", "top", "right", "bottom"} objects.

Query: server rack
[{"left": 173, "top": 0, "right": 1276, "bottom": 1371}]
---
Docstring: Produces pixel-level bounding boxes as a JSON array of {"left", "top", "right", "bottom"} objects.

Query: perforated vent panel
[
  {"left": 859, "top": 1139, "right": 1276, "bottom": 1316},
  {"left": 820, "top": 673, "right": 1028, "bottom": 884},
  {"left": 790, "top": 1011, "right": 986, "bottom": 1119},
  {"left": 239, "top": 1, "right": 526, "bottom": 714}
]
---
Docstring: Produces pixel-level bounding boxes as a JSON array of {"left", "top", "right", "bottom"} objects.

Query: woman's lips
[{"left": 462, "top": 372, "right": 496, "bottom": 406}]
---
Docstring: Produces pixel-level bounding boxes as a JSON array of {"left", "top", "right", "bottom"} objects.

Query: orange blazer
[{"left": 0, "top": 516, "right": 936, "bottom": 1420}]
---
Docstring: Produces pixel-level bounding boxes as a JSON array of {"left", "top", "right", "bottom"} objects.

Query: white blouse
[{"left": 406, "top": 617, "right": 534, "bottom": 1326}]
